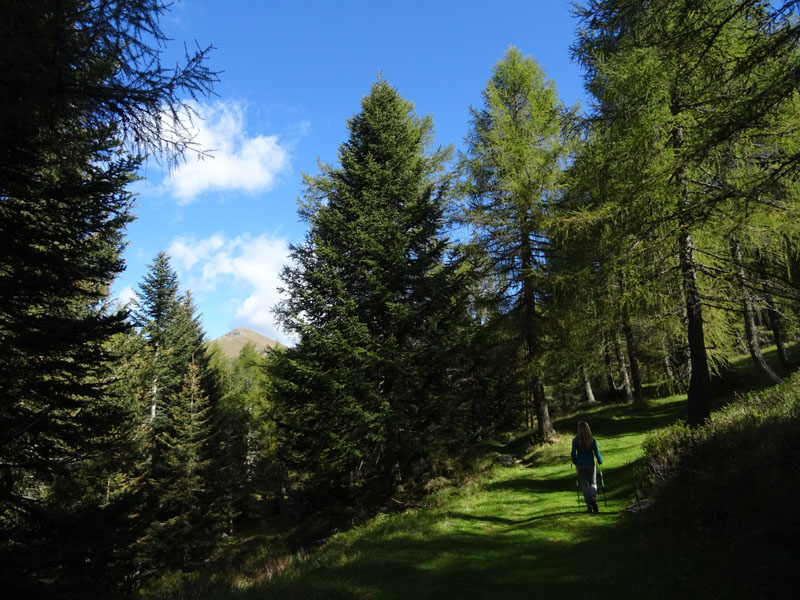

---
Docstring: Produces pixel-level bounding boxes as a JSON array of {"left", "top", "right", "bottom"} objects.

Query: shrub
[{"left": 640, "top": 374, "right": 800, "bottom": 596}]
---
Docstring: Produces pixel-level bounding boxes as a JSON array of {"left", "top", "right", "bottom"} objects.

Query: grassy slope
[
  {"left": 200, "top": 348, "right": 796, "bottom": 600},
  {"left": 218, "top": 397, "right": 689, "bottom": 600}
]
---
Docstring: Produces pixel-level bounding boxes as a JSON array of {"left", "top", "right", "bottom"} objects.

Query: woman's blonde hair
[{"left": 577, "top": 421, "right": 593, "bottom": 451}]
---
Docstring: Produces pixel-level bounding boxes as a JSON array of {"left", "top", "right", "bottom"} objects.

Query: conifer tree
[
  {"left": 137, "top": 359, "right": 215, "bottom": 573},
  {"left": 570, "top": 0, "right": 800, "bottom": 425},
  {"left": 132, "top": 252, "right": 182, "bottom": 430},
  {"left": 127, "top": 260, "right": 233, "bottom": 574},
  {"left": 270, "top": 79, "right": 470, "bottom": 515},
  {"left": 132, "top": 251, "right": 181, "bottom": 336},
  {"left": 219, "top": 343, "right": 275, "bottom": 516},
  {"left": 459, "top": 47, "right": 569, "bottom": 438},
  {"left": 0, "top": 1, "right": 216, "bottom": 594}
]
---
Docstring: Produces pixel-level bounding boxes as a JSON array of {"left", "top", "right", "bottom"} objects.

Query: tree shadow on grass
[
  {"left": 439, "top": 510, "right": 584, "bottom": 526},
  {"left": 485, "top": 475, "right": 572, "bottom": 495},
  {"left": 555, "top": 396, "right": 686, "bottom": 440},
  {"left": 229, "top": 513, "right": 690, "bottom": 600},
  {"left": 485, "top": 462, "right": 637, "bottom": 509}
]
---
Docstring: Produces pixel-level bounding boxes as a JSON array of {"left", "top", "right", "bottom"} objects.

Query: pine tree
[{"left": 270, "top": 79, "right": 471, "bottom": 516}]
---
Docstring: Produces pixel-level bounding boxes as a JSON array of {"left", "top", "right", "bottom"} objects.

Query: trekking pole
[{"left": 598, "top": 463, "right": 608, "bottom": 507}]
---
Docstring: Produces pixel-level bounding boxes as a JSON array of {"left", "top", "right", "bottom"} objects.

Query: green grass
[
  {"left": 179, "top": 347, "right": 797, "bottom": 600},
  {"left": 202, "top": 396, "right": 689, "bottom": 600}
]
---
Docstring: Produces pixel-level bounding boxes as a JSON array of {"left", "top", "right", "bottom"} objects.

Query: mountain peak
[
  {"left": 220, "top": 327, "right": 262, "bottom": 338},
  {"left": 210, "top": 327, "right": 283, "bottom": 360}
]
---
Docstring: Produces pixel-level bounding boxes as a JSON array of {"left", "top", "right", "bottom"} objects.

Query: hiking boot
[
  {"left": 586, "top": 504, "right": 593, "bottom": 513},
  {"left": 592, "top": 500, "right": 599, "bottom": 513}
]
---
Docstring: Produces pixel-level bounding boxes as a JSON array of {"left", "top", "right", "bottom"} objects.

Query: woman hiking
[{"left": 572, "top": 421, "right": 603, "bottom": 513}]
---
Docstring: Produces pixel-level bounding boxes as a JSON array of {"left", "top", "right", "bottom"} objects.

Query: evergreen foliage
[
  {"left": 270, "top": 79, "right": 472, "bottom": 518},
  {"left": 219, "top": 343, "right": 279, "bottom": 517},
  {"left": 132, "top": 251, "right": 181, "bottom": 337},
  {"left": 125, "top": 256, "right": 233, "bottom": 575},
  {"left": 3, "top": 1, "right": 800, "bottom": 594},
  {"left": 137, "top": 359, "right": 215, "bottom": 573},
  {"left": 0, "top": 2, "right": 215, "bottom": 592}
]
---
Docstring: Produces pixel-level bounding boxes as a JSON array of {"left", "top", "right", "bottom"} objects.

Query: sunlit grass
[
  {"left": 212, "top": 396, "right": 689, "bottom": 599},
  {"left": 142, "top": 348, "right": 795, "bottom": 599},
  {"left": 200, "top": 350, "right": 795, "bottom": 599}
]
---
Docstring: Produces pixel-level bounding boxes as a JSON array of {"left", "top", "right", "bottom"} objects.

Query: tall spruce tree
[
  {"left": 133, "top": 251, "right": 181, "bottom": 335},
  {"left": 459, "top": 47, "right": 569, "bottom": 438},
  {"left": 270, "top": 79, "right": 470, "bottom": 517},
  {"left": 132, "top": 251, "right": 182, "bottom": 429},
  {"left": 0, "top": 1, "right": 215, "bottom": 594},
  {"left": 136, "top": 359, "right": 215, "bottom": 573},
  {"left": 127, "top": 259, "right": 231, "bottom": 575}
]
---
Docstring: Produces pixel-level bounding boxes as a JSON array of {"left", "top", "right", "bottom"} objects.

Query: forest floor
[{"left": 210, "top": 395, "right": 709, "bottom": 599}]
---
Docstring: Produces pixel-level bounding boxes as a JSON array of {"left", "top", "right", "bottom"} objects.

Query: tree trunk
[
  {"left": 730, "top": 236, "right": 782, "bottom": 385},
  {"left": 581, "top": 364, "right": 597, "bottom": 403},
  {"left": 765, "top": 294, "right": 790, "bottom": 371},
  {"left": 613, "top": 274, "right": 643, "bottom": 402},
  {"left": 532, "top": 375, "right": 553, "bottom": 437},
  {"left": 755, "top": 251, "right": 791, "bottom": 370},
  {"left": 662, "top": 336, "right": 675, "bottom": 381},
  {"left": 521, "top": 227, "right": 553, "bottom": 439},
  {"left": 524, "top": 373, "right": 534, "bottom": 430},
  {"left": 150, "top": 345, "right": 160, "bottom": 422},
  {"left": 785, "top": 235, "right": 800, "bottom": 289},
  {"left": 614, "top": 334, "right": 634, "bottom": 403},
  {"left": 602, "top": 334, "right": 621, "bottom": 400},
  {"left": 673, "top": 113, "right": 711, "bottom": 427},
  {"left": 623, "top": 320, "right": 644, "bottom": 403},
  {"left": 680, "top": 226, "right": 711, "bottom": 427}
]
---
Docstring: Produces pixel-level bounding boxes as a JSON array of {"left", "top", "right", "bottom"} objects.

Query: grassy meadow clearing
[{"left": 192, "top": 398, "right": 684, "bottom": 599}]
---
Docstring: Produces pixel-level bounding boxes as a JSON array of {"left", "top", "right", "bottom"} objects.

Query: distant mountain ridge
[{"left": 209, "top": 327, "right": 283, "bottom": 360}]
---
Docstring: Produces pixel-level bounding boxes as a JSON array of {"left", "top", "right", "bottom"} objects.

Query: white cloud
[
  {"left": 169, "top": 234, "right": 226, "bottom": 273},
  {"left": 115, "top": 285, "right": 136, "bottom": 308},
  {"left": 168, "top": 233, "right": 293, "bottom": 344},
  {"left": 164, "top": 101, "right": 290, "bottom": 203}
]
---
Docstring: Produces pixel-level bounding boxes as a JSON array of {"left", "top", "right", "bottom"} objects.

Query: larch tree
[
  {"left": 459, "top": 47, "right": 569, "bottom": 438},
  {"left": 220, "top": 343, "right": 277, "bottom": 516},
  {"left": 571, "top": 0, "right": 800, "bottom": 426}
]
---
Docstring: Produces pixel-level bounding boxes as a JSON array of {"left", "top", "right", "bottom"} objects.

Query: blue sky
[{"left": 114, "top": 0, "right": 589, "bottom": 345}]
